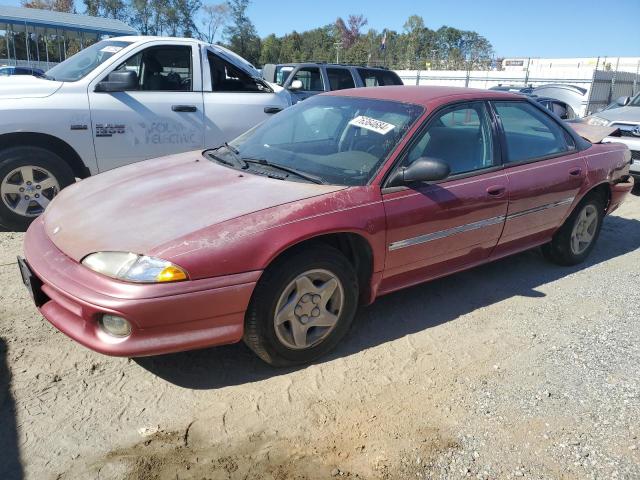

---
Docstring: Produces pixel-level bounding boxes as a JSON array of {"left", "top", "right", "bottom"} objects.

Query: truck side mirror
[
  {"left": 387, "top": 157, "right": 451, "bottom": 187},
  {"left": 95, "top": 70, "right": 138, "bottom": 93},
  {"left": 289, "top": 79, "right": 303, "bottom": 91},
  {"left": 616, "top": 96, "right": 630, "bottom": 107}
]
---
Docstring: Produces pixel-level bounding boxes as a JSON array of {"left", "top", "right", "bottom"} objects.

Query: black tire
[
  {"left": 542, "top": 194, "right": 605, "bottom": 266},
  {"left": 0, "top": 146, "right": 75, "bottom": 231},
  {"left": 244, "top": 244, "right": 359, "bottom": 367}
]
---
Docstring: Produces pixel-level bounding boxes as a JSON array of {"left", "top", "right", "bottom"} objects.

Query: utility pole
[{"left": 334, "top": 42, "right": 342, "bottom": 64}]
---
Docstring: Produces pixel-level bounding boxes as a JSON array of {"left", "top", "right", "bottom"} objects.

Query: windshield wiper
[
  {"left": 242, "top": 158, "right": 326, "bottom": 184},
  {"left": 206, "top": 144, "right": 247, "bottom": 169}
]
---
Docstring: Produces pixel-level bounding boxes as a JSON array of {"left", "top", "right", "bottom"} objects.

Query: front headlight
[
  {"left": 586, "top": 116, "right": 610, "bottom": 127},
  {"left": 82, "top": 252, "right": 188, "bottom": 283}
]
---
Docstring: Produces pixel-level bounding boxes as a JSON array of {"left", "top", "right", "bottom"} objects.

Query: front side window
[
  {"left": 211, "top": 95, "right": 423, "bottom": 186},
  {"left": 46, "top": 40, "right": 132, "bottom": 82},
  {"left": 327, "top": 68, "right": 355, "bottom": 90},
  {"left": 291, "top": 67, "right": 324, "bottom": 91},
  {"left": 401, "top": 102, "right": 495, "bottom": 176},
  {"left": 493, "top": 101, "right": 571, "bottom": 162},
  {"left": 208, "top": 52, "right": 265, "bottom": 92},
  {"left": 114, "top": 45, "right": 192, "bottom": 91}
]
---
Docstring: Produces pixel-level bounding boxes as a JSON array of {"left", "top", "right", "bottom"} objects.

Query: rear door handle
[
  {"left": 172, "top": 105, "right": 197, "bottom": 112},
  {"left": 264, "top": 106, "right": 283, "bottom": 114},
  {"left": 486, "top": 185, "right": 506, "bottom": 197},
  {"left": 569, "top": 167, "right": 582, "bottom": 176}
]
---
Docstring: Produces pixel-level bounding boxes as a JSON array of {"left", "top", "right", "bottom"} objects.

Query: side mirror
[
  {"left": 616, "top": 96, "right": 630, "bottom": 107},
  {"left": 95, "top": 70, "right": 138, "bottom": 92},
  {"left": 289, "top": 79, "right": 303, "bottom": 91},
  {"left": 387, "top": 157, "right": 450, "bottom": 187}
]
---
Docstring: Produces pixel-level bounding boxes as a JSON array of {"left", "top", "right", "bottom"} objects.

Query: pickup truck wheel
[
  {"left": 243, "top": 244, "right": 359, "bottom": 367},
  {"left": 0, "top": 147, "right": 75, "bottom": 230},
  {"left": 542, "top": 195, "right": 604, "bottom": 266}
]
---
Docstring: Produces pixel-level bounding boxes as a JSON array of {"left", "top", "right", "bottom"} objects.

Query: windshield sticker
[
  {"left": 100, "top": 46, "right": 124, "bottom": 54},
  {"left": 348, "top": 116, "right": 395, "bottom": 135}
]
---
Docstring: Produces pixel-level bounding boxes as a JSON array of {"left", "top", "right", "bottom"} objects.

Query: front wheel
[
  {"left": 0, "top": 146, "right": 75, "bottom": 230},
  {"left": 243, "top": 244, "right": 359, "bottom": 366},
  {"left": 542, "top": 195, "right": 604, "bottom": 266}
]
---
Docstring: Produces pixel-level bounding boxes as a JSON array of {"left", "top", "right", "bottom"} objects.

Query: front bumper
[
  {"left": 23, "top": 218, "right": 260, "bottom": 357},
  {"left": 604, "top": 136, "right": 640, "bottom": 175}
]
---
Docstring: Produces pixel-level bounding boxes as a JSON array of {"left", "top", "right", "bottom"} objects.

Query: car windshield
[
  {"left": 46, "top": 40, "right": 132, "bottom": 82},
  {"left": 629, "top": 93, "right": 640, "bottom": 107},
  {"left": 212, "top": 95, "right": 423, "bottom": 186}
]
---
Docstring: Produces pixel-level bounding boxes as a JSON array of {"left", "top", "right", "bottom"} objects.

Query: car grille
[{"left": 619, "top": 130, "right": 640, "bottom": 138}]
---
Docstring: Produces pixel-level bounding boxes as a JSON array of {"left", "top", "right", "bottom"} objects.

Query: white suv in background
[{"left": 0, "top": 36, "right": 291, "bottom": 229}]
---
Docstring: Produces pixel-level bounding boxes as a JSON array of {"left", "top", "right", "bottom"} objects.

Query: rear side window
[
  {"left": 357, "top": 68, "right": 403, "bottom": 87},
  {"left": 326, "top": 68, "right": 355, "bottom": 90},
  {"left": 493, "top": 101, "right": 571, "bottom": 163},
  {"left": 291, "top": 67, "right": 324, "bottom": 91}
]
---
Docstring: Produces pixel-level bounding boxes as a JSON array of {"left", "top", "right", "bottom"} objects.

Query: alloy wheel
[{"left": 1, "top": 166, "right": 60, "bottom": 217}]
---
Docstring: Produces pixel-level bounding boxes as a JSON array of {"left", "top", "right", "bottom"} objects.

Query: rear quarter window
[{"left": 357, "top": 68, "right": 403, "bottom": 87}]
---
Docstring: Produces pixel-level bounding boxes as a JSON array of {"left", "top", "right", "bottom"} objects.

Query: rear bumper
[
  {"left": 608, "top": 176, "right": 635, "bottom": 214},
  {"left": 23, "top": 218, "right": 259, "bottom": 357}
]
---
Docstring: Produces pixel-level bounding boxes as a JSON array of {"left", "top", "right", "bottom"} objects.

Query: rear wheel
[
  {"left": 244, "top": 244, "right": 359, "bottom": 366},
  {"left": 0, "top": 146, "right": 75, "bottom": 230},
  {"left": 542, "top": 195, "right": 604, "bottom": 266}
]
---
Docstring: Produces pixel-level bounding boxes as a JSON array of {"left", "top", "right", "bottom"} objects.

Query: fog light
[{"left": 100, "top": 314, "right": 131, "bottom": 338}]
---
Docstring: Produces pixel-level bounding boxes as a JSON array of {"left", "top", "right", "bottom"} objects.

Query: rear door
[
  {"left": 202, "top": 48, "right": 290, "bottom": 148},
  {"left": 490, "top": 100, "right": 586, "bottom": 255},
  {"left": 89, "top": 41, "right": 204, "bottom": 171},
  {"left": 381, "top": 101, "right": 508, "bottom": 291}
]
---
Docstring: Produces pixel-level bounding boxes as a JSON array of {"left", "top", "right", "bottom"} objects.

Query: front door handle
[
  {"left": 569, "top": 167, "right": 582, "bottom": 176},
  {"left": 486, "top": 185, "right": 506, "bottom": 197},
  {"left": 264, "top": 106, "right": 283, "bottom": 114},
  {"left": 172, "top": 105, "right": 197, "bottom": 112}
]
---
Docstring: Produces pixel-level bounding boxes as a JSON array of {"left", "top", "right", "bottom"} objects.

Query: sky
[
  {"left": 247, "top": 0, "right": 640, "bottom": 58},
  {"left": 3, "top": 0, "right": 639, "bottom": 57}
]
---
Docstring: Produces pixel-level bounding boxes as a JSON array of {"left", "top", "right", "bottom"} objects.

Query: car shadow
[
  {"left": 0, "top": 338, "right": 23, "bottom": 480},
  {"left": 136, "top": 214, "right": 640, "bottom": 390}
]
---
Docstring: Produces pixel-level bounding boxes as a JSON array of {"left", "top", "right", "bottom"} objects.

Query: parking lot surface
[{"left": 1, "top": 192, "right": 639, "bottom": 480}]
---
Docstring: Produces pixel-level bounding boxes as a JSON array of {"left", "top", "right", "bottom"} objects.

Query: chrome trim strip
[
  {"left": 505, "top": 196, "right": 574, "bottom": 220},
  {"left": 389, "top": 215, "right": 506, "bottom": 251},
  {"left": 388, "top": 196, "right": 575, "bottom": 252}
]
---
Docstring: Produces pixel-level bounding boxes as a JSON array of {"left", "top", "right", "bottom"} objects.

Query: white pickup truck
[{"left": 0, "top": 36, "right": 292, "bottom": 229}]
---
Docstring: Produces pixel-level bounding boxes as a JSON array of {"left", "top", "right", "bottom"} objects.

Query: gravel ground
[{"left": 0, "top": 191, "right": 639, "bottom": 480}]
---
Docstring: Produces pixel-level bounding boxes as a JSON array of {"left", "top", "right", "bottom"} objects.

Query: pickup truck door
[
  {"left": 88, "top": 41, "right": 205, "bottom": 172},
  {"left": 201, "top": 46, "right": 291, "bottom": 146}
]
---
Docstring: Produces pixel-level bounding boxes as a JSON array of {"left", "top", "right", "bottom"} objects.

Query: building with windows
[{"left": 0, "top": 5, "right": 136, "bottom": 70}]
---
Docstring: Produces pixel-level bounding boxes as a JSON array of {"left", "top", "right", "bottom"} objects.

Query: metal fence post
[{"left": 416, "top": 69, "right": 421, "bottom": 86}]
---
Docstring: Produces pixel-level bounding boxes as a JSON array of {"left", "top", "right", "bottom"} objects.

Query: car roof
[
  {"left": 277, "top": 63, "right": 391, "bottom": 71},
  {"left": 326, "top": 85, "right": 520, "bottom": 106}
]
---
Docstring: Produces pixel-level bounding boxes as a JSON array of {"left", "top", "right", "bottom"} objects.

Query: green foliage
[{"left": 223, "top": 0, "right": 261, "bottom": 64}]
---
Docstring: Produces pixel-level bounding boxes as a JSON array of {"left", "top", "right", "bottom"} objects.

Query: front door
[
  {"left": 202, "top": 50, "right": 289, "bottom": 148},
  {"left": 490, "top": 100, "right": 587, "bottom": 256},
  {"left": 381, "top": 101, "right": 508, "bottom": 293},
  {"left": 88, "top": 42, "right": 204, "bottom": 172}
]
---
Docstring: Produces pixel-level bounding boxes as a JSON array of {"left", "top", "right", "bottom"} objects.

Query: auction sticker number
[{"left": 348, "top": 116, "right": 395, "bottom": 135}]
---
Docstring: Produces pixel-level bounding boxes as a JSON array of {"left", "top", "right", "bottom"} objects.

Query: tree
[
  {"left": 22, "top": 0, "right": 74, "bottom": 12},
  {"left": 335, "top": 14, "right": 367, "bottom": 49},
  {"left": 259, "top": 33, "right": 281, "bottom": 64},
  {"left": 130, "top": 0, "right": 154, "bottom": 35},
  {"left": 201, "top": 2, "right": 229, "bottom": 43},
  {"left": 223, "top": 0, "right": 261, "bottom": 64}
]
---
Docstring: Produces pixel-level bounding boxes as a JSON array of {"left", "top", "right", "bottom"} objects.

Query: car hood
[
  {"left": 0, "top": 75, "right": 63, "bottom": 99},
  {"left": 43, "top": 152, "right": 344, "bottom": 262},
  {"left": 595, "top": 106, "right": 640, "bottom": 124}
]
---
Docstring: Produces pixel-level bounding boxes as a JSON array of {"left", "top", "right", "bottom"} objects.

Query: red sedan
[{"left": 20, "top": 86, "right": 634, "bottom": 366}]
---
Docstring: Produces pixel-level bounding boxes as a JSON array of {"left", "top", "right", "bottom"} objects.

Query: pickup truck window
[
  {"left": 46, "top": 40, "right": 132, "bottom": 82},
  {"left": 208, "top": 52, "right": 265, "bottom": 92},
  {"left": 114, "top": 46, "right": 193, "bottom": 91},
  {"left": 327, "top": 68, "right": 355, "bottom": 90},
  {"left": 291, "top": 67, "right": 324, "bottom": 92}
]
